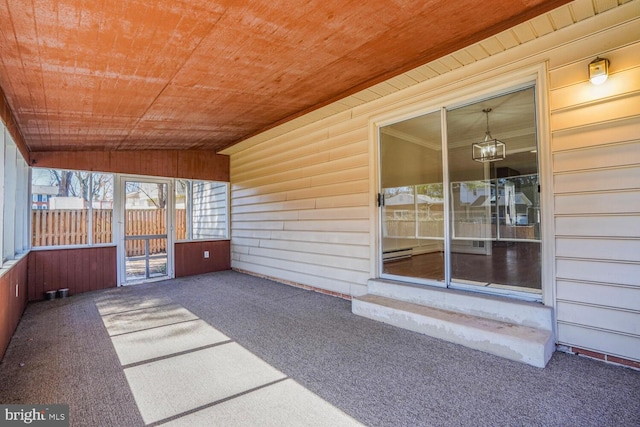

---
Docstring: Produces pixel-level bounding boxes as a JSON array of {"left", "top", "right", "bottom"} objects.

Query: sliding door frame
[{"left": 371, "top": 63, "right": 554, "bottom": 305}]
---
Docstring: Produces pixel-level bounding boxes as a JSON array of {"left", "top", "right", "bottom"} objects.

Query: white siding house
[{"left": 221, "top": 0, "right": 640, "bottom": 368}]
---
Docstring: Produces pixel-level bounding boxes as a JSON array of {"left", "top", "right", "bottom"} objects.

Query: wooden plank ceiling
[{"left": 0, "top": 0, "right": 571, "bottom": 153}]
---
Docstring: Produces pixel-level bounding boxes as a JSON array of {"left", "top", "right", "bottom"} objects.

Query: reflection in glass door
[
  {"left": 380, "top": 109, "right": 445, "bottom": 284},
  {"left": 123, "top": 180, "right": 170, "bottom": 283},
  {"left": 447, "top": 88, "right": 541, "bottom": 293},
  {"left": 379, "top": 86, "right": 542, "bottom": 297}
]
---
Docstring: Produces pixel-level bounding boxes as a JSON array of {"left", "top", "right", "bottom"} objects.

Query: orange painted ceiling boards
[{"left": 0, "top": 0, "right": 569, "bottom": 153}]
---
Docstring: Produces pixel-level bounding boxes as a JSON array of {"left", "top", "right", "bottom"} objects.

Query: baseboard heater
[{"left": 383, "top": 248, "right": 412, "bottom": 261}]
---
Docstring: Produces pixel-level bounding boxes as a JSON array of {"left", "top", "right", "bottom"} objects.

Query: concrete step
[
  {"left": 368, "top": 279, "right": 552, "bottom": 331},
  {"left": 352, "top": 293, "right": 555, "bottom": 368}
]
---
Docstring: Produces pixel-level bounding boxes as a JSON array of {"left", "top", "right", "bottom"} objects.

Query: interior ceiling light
[
  {"left": 472, "top": 108, "right": 505, "bottom": 163},
  {"left": 589, "top": 57, "right": 609, "bottom": 85}
]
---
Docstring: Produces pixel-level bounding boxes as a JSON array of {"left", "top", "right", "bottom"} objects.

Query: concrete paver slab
[
  {"left": 161, "top": 378, "right": 364, "bottom": 427},
  {"left": 124, "top": 343, "right": 287, "bottom": 424},
  {"left": 101, "top": 304, "right": 198, "bottom": 336},
  {"left": 110, "top": 319, "right": 230, "bottom": 366}
]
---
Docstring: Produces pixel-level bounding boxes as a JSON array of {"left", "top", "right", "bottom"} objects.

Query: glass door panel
[
  {"left": 446, "top": 87, "right": 541, "bottom": 293},
  {"left": 378, "top": 86, "right": 542, "bottom": 296},
  {"left": 123, "top": 180, "right": 169, "bottom": 284},
  {"left": 380, "top": 110, "right": 445, "bottom": 283}
]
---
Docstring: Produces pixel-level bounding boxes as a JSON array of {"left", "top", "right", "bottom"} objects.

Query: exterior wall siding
[
  {"left": 550, "top": 40, "right": 640, "bottom": 362},
  {"left": 230, "top": 121, "right": 371, "bottom": 296},
  {"left": 228, "top": 3, "right": 639, "bottom": 362}
]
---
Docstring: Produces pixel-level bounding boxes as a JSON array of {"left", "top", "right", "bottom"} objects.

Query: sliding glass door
[
  {"left": 380, "top": 86, "right": 541, "bottom": 296},
  {"left": 381, "top": 110, "right": 445, "bottom": 284}
]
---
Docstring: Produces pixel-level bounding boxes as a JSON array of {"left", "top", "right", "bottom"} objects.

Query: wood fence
[
  {"left": 125, "top": 209, "right": 166, "bottom": 256},
  {"left": 32, "top": 209, "right": 187, "bottom": 255}
]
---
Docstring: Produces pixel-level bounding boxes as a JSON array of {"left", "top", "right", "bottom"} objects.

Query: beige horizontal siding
[
  {"left": 556, "top": 259, "right": 640, "bottom": 286},
  {"left": 285, "top": 179, "right": 368, "bottom": 201},
  {"left": 233, "top": 254, "right": 370, "bottom": 290},
  {"left": 555, "top": 190, "right": 640, "bottom": 215},
  {"left": 256, "top": 239, "right": 370, "bottom": 259},
  {"left": 557, "top": 280, "right": 638, "bottom": 311},
  {"left": 230, "top": 112, "right": 371, "bottom": 296},
  {"left": 557, "top": 322, "right": 640, "bottom": 361},
  {"left": 268, "top": 230, "right": 370, "bottom": 246},
  {"left": 550, "top": 21, "right": 640, "bottom": 359},
  {"left": 228, "top": 0, "right": 640, "bottom": 360},
  {"left": 551, "top": 116, "right": 640, "bottom": 151},
  {"left": 550, "top": 42, "right": 640, "bottom": 89},
  {"left": 554, "top": 166, "right": 639, "bottom": 193},
  {"left": 553, "top": 141, "right": 640, "bottom": 172},
  {"left": 551, "top": 95, "right": 640, "bottom": 134},
  {"left": 550, "top": 67, "right": 640, "bottom": 111},
  {"left": 555, "top": 215, "right": 640, "bottom": 238},
  {"left": 232, "top": 256, "right": 368, "bottom": 295},
  {"left": 557, "top": 301, "right": 639, "bottom": 336},
  {"left": 556, "top": 238, "right": 640, "bottom": 262}
]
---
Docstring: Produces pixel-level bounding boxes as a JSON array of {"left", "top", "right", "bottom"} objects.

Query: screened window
[
  {"left": 31, "top": 168, "right": 114, "bottom": 247},
  {"left": 175, "top": 179, "right": 188, "bottom": 240},
  {"left": 175, "top": 179, "right": 229, "bottom": 241},
  {"left": 192, "top": 181, "right": 228, "bottom": 239},
  {"left": 1, "top": 128, "right": 29, "bottom": 266},
  {"left": 2, "top": 136, "right": 17, "bottom": 261}
]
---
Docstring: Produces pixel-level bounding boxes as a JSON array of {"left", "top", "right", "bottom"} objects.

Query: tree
[
  {"left": 92, "top": 174, "right": 114, "bottom": 202},
  {"left": 125, "top": 182, "right": 166, "bottom": 209},
  {"left": 157, "top": 184, "right": 166, "bottom": 209},
  {"left": 416, "top": 182, "right": 443, "bottom": 199},
  {"left": 49, "top": 170, "right": 74, "bottom": 196},
  {"left": 45, "top": 170, "right": 113, "bottom": 203}
]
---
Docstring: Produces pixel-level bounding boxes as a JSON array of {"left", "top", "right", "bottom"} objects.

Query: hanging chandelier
[{"left": 472, "top": 108, "right": 505, "bottom": 163}]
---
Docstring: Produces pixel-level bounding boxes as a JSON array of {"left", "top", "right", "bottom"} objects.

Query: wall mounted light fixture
[
  {"left": 472, "top": 108, "right": 505, "bottom": 163},
  {"left": 589, "top": 57, "right": 609, "bottom": 85}
]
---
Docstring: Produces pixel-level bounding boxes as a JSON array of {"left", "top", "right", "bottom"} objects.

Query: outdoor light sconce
[
  {"left": 472, "top": 108, "right": 505, "bottom": 163},
  {"left": 589, "top": 57, "right": 609, "bottom": 85}
]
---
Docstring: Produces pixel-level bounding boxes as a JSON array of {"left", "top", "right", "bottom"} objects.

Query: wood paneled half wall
[
  {"left": 0, "top": 256, "right": 29, "bottom": 359},
  {"left": 28, "top": 247, "right": 117, "bottom": 301},
  {"left": 175, "top": 240, "right": 230, "bottom": 277}
]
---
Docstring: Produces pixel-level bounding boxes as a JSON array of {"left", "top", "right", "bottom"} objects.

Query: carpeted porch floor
[{"left": 0, "top": 271, "right": 638, "bottom": 426}]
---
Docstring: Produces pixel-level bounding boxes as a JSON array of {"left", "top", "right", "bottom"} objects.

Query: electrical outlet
[{"left": 204, "top": 251, "right": 210, "bottom": 259}]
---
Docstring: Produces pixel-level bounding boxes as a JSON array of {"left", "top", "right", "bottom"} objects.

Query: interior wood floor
[{"left": 383, "top": 242, "right": 541, "bottom": 290}]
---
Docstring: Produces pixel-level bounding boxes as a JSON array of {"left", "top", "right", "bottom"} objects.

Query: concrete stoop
[{"left": 352, "top": 280, "right": 555, "bottom": 368}]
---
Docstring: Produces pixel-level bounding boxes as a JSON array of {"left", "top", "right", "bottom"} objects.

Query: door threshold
[{"left": 120, "top": 276, "right": 173, "bottom": 286}]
